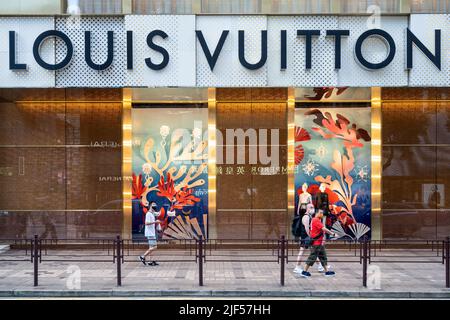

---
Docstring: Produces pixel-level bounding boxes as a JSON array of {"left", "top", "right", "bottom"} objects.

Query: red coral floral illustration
[
  {"left": 132, "top": 173, "right": 147, "bottom": 200},
  {"left": 314, "top": 146, "right": 357, "bottom": 221},
  {"left": 157, "top": 173, "right": 200, "bottom": 211},
  {"left": 294, "top": 127, "right": 311, "bottom": 165},
  {"left": 305, "top": 109, "right": 371, "bottom": 149},
  {"left": 304, "top": 87, "right": 349, "bottom": 101}
]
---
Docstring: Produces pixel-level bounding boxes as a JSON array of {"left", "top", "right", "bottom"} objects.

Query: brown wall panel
[
  {"left": 65, "top": 88, "right": 122, "bottom": 102},
  {"left": 0, "top": 210, "right": 122, "bottom": 240},
  {"left": 381, "top": 87, "right": 450, "bottom": 240},
  {"left": 0, "top": 88, "right": 65, "bottom": 102},
  {"left": 0, "top": 102, "right": 66, "bottom": 146},
  {"left": 66, "top": 148, "right": 122, "bottom": 210},
  {"left": 65, "top": 102, "right": 122, "bottom": 145},
  {"left": 382, "top": 102, "right": 436, "bottom": 144},
  {"left": 382, "top": 88, "right": 437, "bottom": 100},
  {"left": 65, "top": 211, "right": 122, "bottom": 239},
  {"left": 0, "top": 148, "right": 66, "bottom": 211},
  {"left": 215, "top": 88, "right": 288, "bottom": 240},
  {"left": 0, "top": 89, "right": 123, "bottom": 239},
  {"left": 437, "top": 102, "right": 450, "bottom": 144},
  {"left": 216, "top": 212, "right": 251, "bottom": 239}
]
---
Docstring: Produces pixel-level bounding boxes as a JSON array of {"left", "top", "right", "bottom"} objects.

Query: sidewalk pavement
[{"left": 0, "top": 248, "right": 449, "bottom": 298}]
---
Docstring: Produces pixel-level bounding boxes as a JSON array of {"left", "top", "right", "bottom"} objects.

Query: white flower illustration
[
  {"left": 142, "top": 163, "right": 152, "bottom": 175},
  {"left": 302, "top": 158, "right": 319, "bottom": 176}
]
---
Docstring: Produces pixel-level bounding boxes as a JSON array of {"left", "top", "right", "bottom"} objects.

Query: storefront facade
[{"left": 0, "top": 1, "right": 449, "bottom": 241}]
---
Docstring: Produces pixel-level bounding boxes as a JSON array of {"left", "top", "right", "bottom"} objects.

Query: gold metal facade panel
[
  {"left": 215, "top": 88, "right": 288, "bottom": 240},
  {"left": 208, "top": 87, "right": 217, "bottom": 239},
  {"left": 122, "top": 88, "right": 132, "bottom": 239},
  {"left": 371, "top": 87, "right": 382, "bottom": 240},
  {"left": 287, "top": 87, "right": 295, "bottom": 239}
]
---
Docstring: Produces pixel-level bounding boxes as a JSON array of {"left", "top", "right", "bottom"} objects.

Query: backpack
[
  {"left": 291, "top": 214, "right": 311, "bottom": 238},
  {"left": 291, "top": 215, "right": 302, "bottom": 237}
]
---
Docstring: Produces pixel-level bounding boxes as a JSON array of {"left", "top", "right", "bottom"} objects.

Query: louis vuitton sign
[{"left": 0, "top": 14, "right": 448, "bottom": 87}]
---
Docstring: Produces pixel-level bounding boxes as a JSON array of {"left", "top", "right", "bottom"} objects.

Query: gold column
[
  {"left": 371, "top": 87, "right": 382, "bottom": 240},
  {"left": 287, "top": 87, "right": 296, "bottom": 239},
  {"left": 207, "top": 88, "right": 217, "bottom": 239},
  {"left": 122, "top": 88, "right": 133, "bottom": 239}
]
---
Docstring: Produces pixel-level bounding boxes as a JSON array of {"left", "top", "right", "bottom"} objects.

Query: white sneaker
[{"left": 293, "top": 266, "right": 303, "bottom": 274}]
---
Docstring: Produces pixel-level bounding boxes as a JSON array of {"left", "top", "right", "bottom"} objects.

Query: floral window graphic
[{"left": 295, "top": 107, "right": 372, "bottom": 240}]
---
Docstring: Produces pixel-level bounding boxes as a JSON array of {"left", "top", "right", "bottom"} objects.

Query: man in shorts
[
  {"left": 139, "top": 202, "right": 162, "bottom": 266},
  {"left": 293, "top": 205, "right": 326, "bottom": 274},
  {"left": 301, "top": 209, "right": 337, "bottom": 277}
]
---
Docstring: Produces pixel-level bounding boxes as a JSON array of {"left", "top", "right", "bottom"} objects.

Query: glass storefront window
[
  {"left": 0, "top": 0, "right": 62, "bottom": 14},
  {"left": 381, "top": 88, "right": 450, "bottom": 240},
  {"left": 65, "top": 0, "right": 122, "bottom": 14},
  {"left": 132, "top": 88, "right": 208, "bottom": 102},
  {"left": 133, "top": 0, "right": 196, "bottom": 14},
  {"left": 130, "top": 103, "right": 208, "bottom": 240},
  {"left": 131, "top": 0, "right": 414, "bottom": 14},
  {"left": 411, "top": 0, "right": 450, "bottom": 13},
  {"left": 0, "top": 89, "right": 123, "bottom": 240},
  {"left": 2, "top": 0, "right": 449, "bottom": 15},
  {"left": 215, "top": 88, "right": 288, "bottom": 240}
]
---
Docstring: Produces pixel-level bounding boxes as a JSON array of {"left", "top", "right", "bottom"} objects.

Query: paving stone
[{"left": 0, "top": 248, "right": 449, "bottom": 298}]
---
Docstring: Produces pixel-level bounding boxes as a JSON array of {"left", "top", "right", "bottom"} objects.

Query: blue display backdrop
[
  {"left": 131, "top": 107, "right": 208, "bottom": 240},
  {"left": 294, "top": 107, "right": 372, "bottom": 240}
]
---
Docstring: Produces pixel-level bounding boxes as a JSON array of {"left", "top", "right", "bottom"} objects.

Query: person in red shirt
[{"left": 300, "top": 210, "right": 337, "bottom": 278}]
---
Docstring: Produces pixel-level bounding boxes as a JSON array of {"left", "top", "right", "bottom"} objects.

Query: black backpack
[{"left": 291, "top": 215, "right": 303, "bottom": 237}]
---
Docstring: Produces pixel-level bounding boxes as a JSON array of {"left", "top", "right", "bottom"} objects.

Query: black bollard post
[
  {"left": 116, "top": 235, "right": 122, "bottom": 286},
  {"left": 362, "top": 238, "right": 368, "bottom": 287},
  {"left": 446, "top": 236, "right": 449, "bottom": 288},
  {"left": 280, "top": 235, "right": 286, "bottom": 286},
  {"left": 33, "top": 235, "right": 39, "bottom": 287},
  {"left": 198, "top": 236, "right": 204, "bottom": 286}
]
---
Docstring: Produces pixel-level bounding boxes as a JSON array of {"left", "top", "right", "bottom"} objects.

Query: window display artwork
[
  {"left": 131, "top": 107, "right": 208, "bottom": 240},
  {"left": 295, "top": 107, "right": 372, "bottom": 240}
]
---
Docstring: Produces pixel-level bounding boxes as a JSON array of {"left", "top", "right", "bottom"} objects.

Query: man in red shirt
[{"left": 301, "top": 210, "right": 336, "bottom": 277}]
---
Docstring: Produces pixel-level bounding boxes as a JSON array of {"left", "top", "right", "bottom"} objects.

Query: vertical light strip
[
  {"left": 371, "top": 87, "right": 382, "bottom": 240},
  {"left": 287, "top": 87, "right": 296, "bottom": 239},
  {"left": 207, "top": 88, "right": 217, "bottom": 239},
  {"left": 122, "top": 88, "right": 133, "bottom": 240}
]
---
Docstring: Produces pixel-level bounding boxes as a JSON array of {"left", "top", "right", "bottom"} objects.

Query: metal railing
[{"left": 0, "top": 235, "right": 449, "bottom": 289}]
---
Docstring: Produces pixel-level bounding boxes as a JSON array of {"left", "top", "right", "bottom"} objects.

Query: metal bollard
[
  {"left": 280, "top": 235, "right": 286, "bottom": 286},
  {"left": 443, "top": 239, "right": 445, "bottom": 265},
  {"left": 446, "top": 236, "right": 449, "bottom": 288},
  {"left": 116, "top": 235, "right": 122, "bottom": 287},
  {"left": 362, "top": 239, "right": 368, "bottom": 287},
  {"left": 198, "top": 236, "right": 204, "bottom": 286},
  {"left": 33, "top": 235, "right": 39, "bottom": 287}
]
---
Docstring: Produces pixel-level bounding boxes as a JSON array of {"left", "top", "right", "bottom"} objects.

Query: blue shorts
[{"left": 147, "top": 236, "right": 157, "bottom": 247}]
